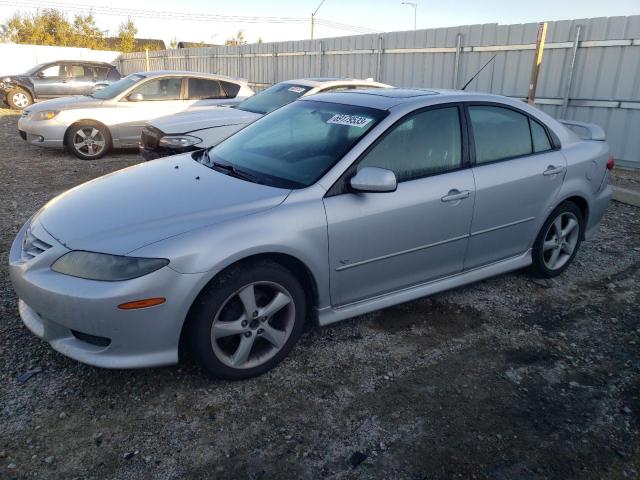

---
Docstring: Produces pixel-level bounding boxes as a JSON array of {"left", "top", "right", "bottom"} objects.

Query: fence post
[
  {"left": 145, "top": 48, "right": 149, "bottom": 72},
  {"left": 376, "top": 35, "right": 383, "bottom": 82},
  {"left": 317, "top": 40, "right": 322, "bottom": 76},
  {"left": 527, "top": 22, "right": 548, "bottom": 105},
  {"left": 561, "top": 25, "right": 581, "bottom": 118},
  {"left": 273, "top": 44, "right": 278, "bottom": 85},
  {"left": 453, "top": 33, "right": 462, "bottom": 89}
]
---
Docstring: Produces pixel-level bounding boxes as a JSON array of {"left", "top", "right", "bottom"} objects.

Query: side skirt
[{"left": 317, "top": 250, "right": 532, "bottom": 327}]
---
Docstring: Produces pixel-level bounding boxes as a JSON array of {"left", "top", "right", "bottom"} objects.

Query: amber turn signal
[{"left": 118, "top": 298, "right": 166, "bottom": 310}]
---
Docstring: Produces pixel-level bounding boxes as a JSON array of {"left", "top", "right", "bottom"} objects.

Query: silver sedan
[
  {"left": 9, "top": 89, "right": 612, "bottom": 379},
  {"left": 17, "top": 71, "right": 254, "bottom": 160}
]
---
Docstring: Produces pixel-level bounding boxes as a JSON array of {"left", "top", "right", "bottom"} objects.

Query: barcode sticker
[
  {"left": 288, "top": 86, "right": 307, "bottom": 93},
  {"left": 327, "top": 114, "right": 373, "bottom": 128}
]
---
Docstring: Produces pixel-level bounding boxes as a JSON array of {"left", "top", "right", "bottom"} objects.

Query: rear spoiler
[{"left": 558, "top": 119, "right": 606, "bottom": 141}]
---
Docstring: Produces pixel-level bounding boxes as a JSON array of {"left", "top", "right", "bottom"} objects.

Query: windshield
[
  {"left": 23, "top": 63, "right": 47, "bottom": 76},
  {"left": 237, "top": 83, "right": 312, "bottom": 115},
  {"left": 203, "top": 100, "right": 386, "bottom": 189},
  {"left": 90, "top": 74, "right": 144, "bottom": 99}
]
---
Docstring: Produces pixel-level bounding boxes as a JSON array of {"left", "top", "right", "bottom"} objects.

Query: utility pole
[
  {"left": 401, "top": 2, "right": 417, "bottom": 30},
  {"left": 311, "top": 0, "right": 327, "bottom": 40},
  {"left": 527, "top": 21, "right": 548, "bottom": 106}
]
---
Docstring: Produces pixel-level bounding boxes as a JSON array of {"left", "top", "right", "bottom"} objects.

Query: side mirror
[
  {"left": 350, "top": 167, "right": 397, "bottom": 193},
  {"left": 128, "top": 93, "right": 144, "bottom": 102},
  {"left": 36, "top": 72, "right": 45, "bottom": 79}
]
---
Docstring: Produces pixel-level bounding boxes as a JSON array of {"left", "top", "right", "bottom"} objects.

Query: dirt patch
[{"left": 0, "top": 107, "right": 639, "bottom": 479}]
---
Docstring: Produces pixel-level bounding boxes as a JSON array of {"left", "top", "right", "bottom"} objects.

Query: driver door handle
[
  {"left": 441, "top": 189, "right": 471, "bottom": 202},
  {"left": 543, "top": 165, "right": 565, "bottom": 176}
]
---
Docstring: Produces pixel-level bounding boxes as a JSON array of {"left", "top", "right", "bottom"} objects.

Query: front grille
[
  {"left": 22, "top": 227, "right": 52, "bottom": 260},
  {"left": 141, "top": 126, "right": 163, "bottom": 149}
]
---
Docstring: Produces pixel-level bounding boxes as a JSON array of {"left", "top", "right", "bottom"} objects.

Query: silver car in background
[
  {"left": 9, "top": 88, "right": 612, "bottom": 380},
  {"left": 140, "top": 77, "right": 391, "bottom": 159},
  {"left": 17, "top": 71, "right": 254, "bottom": 159}
]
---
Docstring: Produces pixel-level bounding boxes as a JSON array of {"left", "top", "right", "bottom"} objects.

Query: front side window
[
  {"left": 358, "top": 106, "right": 462, "bottom": 181},
  {"left": 237, "top": 83, "right": 312, "bottom": 115},
  {"left": 38, "top": 65, "right": 61, "bottom": 78},
  {"left": 206, "top": 100, "right": 386, "bottom": 188},
  {"left": 187, "top": 78, "right": 225, "bottom": 99},
  {"left": 469, "top": 105, "right": 532, "bottom": 164},
  {"left": 132, "top": 78, "right": 182, "bottom": 101}
]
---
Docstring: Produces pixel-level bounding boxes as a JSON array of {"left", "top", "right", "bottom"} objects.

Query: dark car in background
[{"left": 1, "top": 60, "right": 121, "bottom": 110}]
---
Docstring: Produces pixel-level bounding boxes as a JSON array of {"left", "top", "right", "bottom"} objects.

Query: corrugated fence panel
[{"left": 118, "top": 15, "right": 640, "bottom": 167}]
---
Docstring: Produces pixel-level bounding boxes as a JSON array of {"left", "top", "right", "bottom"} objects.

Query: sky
[{"left": 0, "top": 0, "right": 639, "bottom": 46}]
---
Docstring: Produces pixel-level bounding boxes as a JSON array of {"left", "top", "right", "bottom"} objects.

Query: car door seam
[{"left": 470, "top": 216, "right": 536, "bottom": 237}]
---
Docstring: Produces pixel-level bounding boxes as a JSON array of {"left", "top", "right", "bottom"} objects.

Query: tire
[
  {"left": 187, "top": 260, "right": 307, "bottom": 380},
  {"left": 7, "top": 87, "right": 32, "bottom": 109},
  {"left": 64, "top": 121, "right": 112, "bottom": 160},
  {"left": 531, "top": 201, "right": 584, "bottom": 278}
]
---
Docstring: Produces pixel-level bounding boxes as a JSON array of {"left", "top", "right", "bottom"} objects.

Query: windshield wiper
[{"left": 212, "top": 159, "right": 261, "bottom": 183}]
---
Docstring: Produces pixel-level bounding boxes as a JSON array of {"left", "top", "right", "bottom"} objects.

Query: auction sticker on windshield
[
  {"left": 327, "top": 114, "right": 373, "bottom": 128},
  {"left": 288, "top": 86, "right": 307, "bottom": 93}
]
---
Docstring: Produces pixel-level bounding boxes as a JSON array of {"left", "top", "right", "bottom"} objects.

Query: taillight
[{"left": 606, "top": 156, "right": 615, "bottom": 170}]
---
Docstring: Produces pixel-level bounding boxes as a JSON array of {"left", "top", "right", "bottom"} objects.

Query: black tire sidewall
[
  {"left": 64, "top": 121, "right": 112, "bottom": 160},
  {"left": 187, "top": 261, "right": 307, "bottom": 380},
  {"left": 7, "top": 87, "right": 32, "bottom": 109},
  {"left": 531, "top": 201, "right": 584, "bottom": 278}
]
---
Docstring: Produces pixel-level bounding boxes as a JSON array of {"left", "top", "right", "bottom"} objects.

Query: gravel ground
[{"left": 0, "top": 106, "right": 639, "bottom": 479}]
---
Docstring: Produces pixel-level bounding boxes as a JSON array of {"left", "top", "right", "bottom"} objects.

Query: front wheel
[
  {"left": 7, "top": 87, "right": 32, "bottom": 109},
  {"left": 187, "top": 260, "right": 307, "bottom": 380},
  {"left": 65, "top": 121, "right": 112, "bottom": 160},
  {"left": 531, "top": 201, "right": 584, "bottom": 278}
]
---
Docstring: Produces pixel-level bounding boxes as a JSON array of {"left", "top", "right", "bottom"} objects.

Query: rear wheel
[
  {"left": 531, "top": 201, "right": 584, "bottom": 278},
  {"left": 187, "top": 260, "right": 306, "bottom": 380},
  {"left": 7, "top": 87, "right": 32, "bottom": 109},
  {"left": 65, "top": 121, "right": 111, "bottom": 160}
]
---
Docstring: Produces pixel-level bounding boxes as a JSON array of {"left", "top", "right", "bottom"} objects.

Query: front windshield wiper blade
[{"left": 212, "top": 160, "right": 261, "bottom": 183}]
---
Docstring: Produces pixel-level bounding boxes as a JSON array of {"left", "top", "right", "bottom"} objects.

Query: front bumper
[
  {"left": 17, "top": 116, "right": 66, "bottom": 148},
  {"left": 8, "top": 219, "right": 206, "bottom": 369}
]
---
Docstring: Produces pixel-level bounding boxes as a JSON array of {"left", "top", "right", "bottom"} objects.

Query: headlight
[
  {"left": 2, "top": 77, "right": 11, "bottom": 84},
  {"left": 32, "top": 110, "right": 59, "bottom": 121},
  {"left": 51, "top": 251, "right": 169, "bottom": 281},
  {"left": 158, "top": 135, "right": 202, "bottom": 149}
]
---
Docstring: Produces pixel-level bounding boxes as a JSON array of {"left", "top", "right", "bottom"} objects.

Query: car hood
[
  {"left": 150, "top": 107, "right": 262, "bottom": 135},
  {"left": 27, "top": 96, "right": 104, "bottom": 112},
  {"left": 35, "top": 154, "right": 290, "bottom": 255}
]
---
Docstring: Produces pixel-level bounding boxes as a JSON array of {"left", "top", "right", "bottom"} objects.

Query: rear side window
[
  {"left": 358, "top": 106, "right": 462, "bottom": 181},
  {"left": 95, "top": 67, "right": 110, "bottom": 81},
  {"left": 220, "top": 81, "right": 241, "bottom": 98},
  {"left": 107, "top": 68, "right": 120, "bottom": 82},
  {"left": 67, "top": 65, "right": 87, "bottom": 78},
  {"left": 188, "top": 78, "right": 226, "bottom": 99},
  {"left": 469, "top": 106, "right": 532, "bottom": 164},
  {"left": 530, "top": 118, "right": 552, "bottom": 152}
]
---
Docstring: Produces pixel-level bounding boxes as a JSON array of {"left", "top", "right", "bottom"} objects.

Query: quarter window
[
  {"left": 132, "top": 78, "right": 182, "bottom": 100},
  {"left": 530, "top": 118, "right": 552, "bottom": 152},
  {"left": 358, "top": 106, "right": 462, "bottom": 181},
  {"left": 469, "top": 106, "right": 532, "bottom": 164}
]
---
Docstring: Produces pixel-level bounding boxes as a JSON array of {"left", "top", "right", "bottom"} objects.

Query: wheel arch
[
  {"left": 555, "top": 194, "right": 589, "bottom": 239},
  {"left": 64, "top": 119, "right": 112, "bottom": 143},
  {"left": 178, "top": 252, "right": 321, "bottom": 357}
]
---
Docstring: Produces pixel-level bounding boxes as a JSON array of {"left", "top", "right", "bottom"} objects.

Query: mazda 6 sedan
[
  {"left": 9, "top": 88, "right": 612, "bottom": 379},
  {"left": 17, "top": 71, "right": 254, "bottom": 160}
]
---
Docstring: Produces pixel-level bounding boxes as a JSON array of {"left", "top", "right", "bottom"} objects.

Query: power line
[{"left": 0, "top": 0, "right": 380, "bottom": 33}]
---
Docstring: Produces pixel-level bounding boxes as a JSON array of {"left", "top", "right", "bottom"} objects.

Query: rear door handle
[
  {"left": 543, "top": 165, "right": 565, "bottom": 176},
  {"left": 441, "top": 189, "right": 471, "bottom": 202}
]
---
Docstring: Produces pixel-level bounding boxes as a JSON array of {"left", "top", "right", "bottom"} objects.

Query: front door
[
  {"left": 114, "top": 77, "right": 185, "bottom": 146},
  {"left": 324, "top": 105, "right": 476, "bottom": 306},
  {"left": 33, "top": 64, "right": 66, "bottom": 98},
  {"left": 464, "top": 104, "right": 566, "bottom": 269}
]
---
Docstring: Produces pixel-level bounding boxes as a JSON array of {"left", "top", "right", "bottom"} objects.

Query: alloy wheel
[
  {"left": 210, "top": 281, "right": 295, "bottom": 369},
  {"left": 72, "top": 127, "right": 106, "bottom": 157},
  {"left": 542, "top": 211, "right": 580, "bottom": 271},
  {"left": 12, "top": 92, "right": 29, "bottom": 108}
]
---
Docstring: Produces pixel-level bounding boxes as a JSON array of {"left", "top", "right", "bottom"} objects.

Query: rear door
[
  {"left": 114, "top": 77, "right": 186, "bottom": 146},
  {"left": 324, "top": 105, "right": 475, "bottom": 306},
  {"left": 464, "top": 103, "right": 566, "bottom": 270},
  {"left": 67, "top": 64, "right": 96, "bottom": 95}
]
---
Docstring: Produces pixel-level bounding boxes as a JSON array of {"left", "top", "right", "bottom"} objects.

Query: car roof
[
  {"left": 49, "top": 60, "right": 115, "bottom": 66},
  {"left": 280, "top": 78, "right": 391, "bottom": 89},
  {"left": 135, "top": 70, "right": 248, "bottom": 85}
]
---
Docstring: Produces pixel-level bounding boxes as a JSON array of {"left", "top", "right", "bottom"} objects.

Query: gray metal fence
[{"left": 119, "top": 16, "right": 640, "bottom": 168}]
